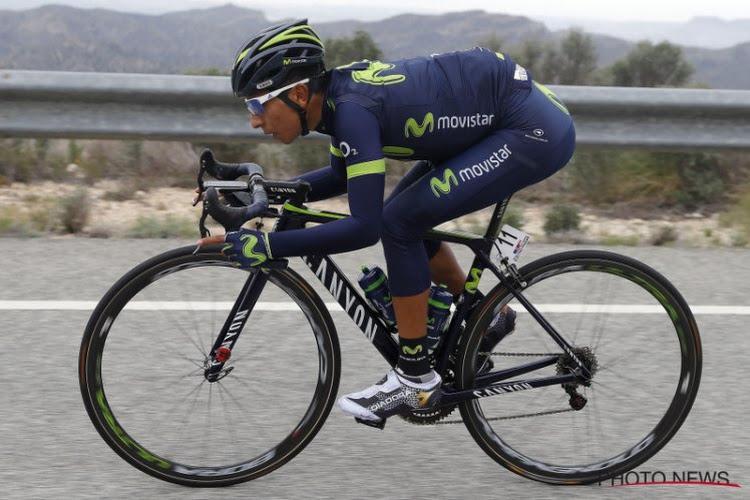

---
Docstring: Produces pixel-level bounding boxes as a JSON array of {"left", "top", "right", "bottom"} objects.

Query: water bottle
[
  {"left": 426, "top": 284, "right": 453, "bottom": 350},
  {"left": 357, "top": 265, "right": 396, "bottom": 326}
]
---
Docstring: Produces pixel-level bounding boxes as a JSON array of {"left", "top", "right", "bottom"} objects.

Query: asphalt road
[{"left": 0, "top": 238, "right": 747, "bottom": 499}]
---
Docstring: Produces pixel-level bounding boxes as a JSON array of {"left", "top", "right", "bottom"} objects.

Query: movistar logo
[
  {"left": 283, "top": 58, "right": 308, "bottom": 65},
  {"left": 402, "top": 345, "right": 423, "bottom": 355},
  {"left": 405, "top": 113, "right": 434, "bottom": 138},
  {"left": 430, "top": 168, "right": 458, "bottom": 198},
  {"left": 240, "top": 234, "right": 267, "bottom": 265},
  {"left": 404, "top": 112, "right": 494, "bottom": 139},
  {"left": 351, "top": 61, "right": 406, "bottom": 86}
]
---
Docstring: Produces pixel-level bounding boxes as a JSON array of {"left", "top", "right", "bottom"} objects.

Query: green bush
[
  {"left": 59, "top": 187, "right": 91, "bottom": 234},
  {"left": 502, "top": 206, "right": 525, "bottom": 229},
  {"left": 650, "top": 225, "right": 678, "bottom": 246},
  {"left": 543, "top": 204, "right": 581, "bottom": 234},
  {"left": 126, "top": 215, "right": 197, "bottom": 239}
]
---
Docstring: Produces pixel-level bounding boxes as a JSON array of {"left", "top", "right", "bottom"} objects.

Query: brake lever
[{"left": 194, "top": 149, "right": 213, "bottom": 206}]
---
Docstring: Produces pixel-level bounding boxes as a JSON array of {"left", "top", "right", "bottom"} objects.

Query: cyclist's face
[{"left": 249, "top": 85, "right": 307, "bottom": 144}]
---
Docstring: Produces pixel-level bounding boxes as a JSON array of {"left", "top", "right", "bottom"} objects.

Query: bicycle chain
[
  {"left": 427, "top": 351, "right": 567, "bottom": 426},
  {"left": 478, "top": 351, "right": 559, "bottom": 357},
  {"left": 433, "top": 407, "right": 575, "bottom": 425}
]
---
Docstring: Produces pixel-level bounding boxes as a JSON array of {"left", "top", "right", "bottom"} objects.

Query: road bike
[{"left": 79, "top": 151, "right": 702, "bottom": 486}]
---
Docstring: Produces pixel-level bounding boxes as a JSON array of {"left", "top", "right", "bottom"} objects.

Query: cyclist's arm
[
  {"left": 267, "top": 102, "right": 384, "bottom": 256},
  {"left": 288, "top": 142, "right": 347, "bottom": 202}
]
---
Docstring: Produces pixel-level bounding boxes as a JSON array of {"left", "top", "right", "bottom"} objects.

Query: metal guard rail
[{"left": 2, "top": 70, "right": 750, "bottom": 151}]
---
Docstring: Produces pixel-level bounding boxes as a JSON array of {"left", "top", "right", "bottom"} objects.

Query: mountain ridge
[{"left": 1, "top": 5, "right": 748, "bottom": 89}]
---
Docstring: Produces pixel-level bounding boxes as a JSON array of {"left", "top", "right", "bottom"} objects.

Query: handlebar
[{"left": 195, "top": 149, "right": 310, "bottom": 237}]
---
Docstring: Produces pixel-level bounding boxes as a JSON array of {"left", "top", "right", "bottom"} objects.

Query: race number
[{"left": 491, "top": 225, "right": 530, "bottom": 265}]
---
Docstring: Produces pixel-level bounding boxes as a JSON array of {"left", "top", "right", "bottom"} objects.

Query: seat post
[{"left": 484, "top": 196, "right": 512, "bottom": 240}]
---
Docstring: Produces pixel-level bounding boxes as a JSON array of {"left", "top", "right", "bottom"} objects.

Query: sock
[{"left": 397, "top": 336, "right": 431, "bottom": 377}]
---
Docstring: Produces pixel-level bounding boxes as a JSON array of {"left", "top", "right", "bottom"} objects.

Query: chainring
[{"left": 398, "top": 404, "right": 458, "bottom": 425}]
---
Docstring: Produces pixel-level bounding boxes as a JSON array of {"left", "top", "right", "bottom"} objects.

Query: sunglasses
[{"left": 244, "top": 78, "right": 310, "bottom": 115}]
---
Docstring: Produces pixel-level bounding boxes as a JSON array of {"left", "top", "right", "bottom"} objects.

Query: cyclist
[{"left": 197, "top": 19, "right": 575, "bottom": 424}]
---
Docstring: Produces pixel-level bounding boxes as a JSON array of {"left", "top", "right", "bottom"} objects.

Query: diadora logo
[
  {"left": 404, "top": 112, "right": 495, "bottom": 139},
  {"left": 430, "top": 168, "right": 458, "bottom": 198},
  {"left": 370, "top": 391, "right": 408, "bottom": 411}
]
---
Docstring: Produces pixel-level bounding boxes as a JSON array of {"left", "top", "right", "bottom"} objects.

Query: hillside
[{"left": 0, "top": 5, "right": 749, "bottom": 88}]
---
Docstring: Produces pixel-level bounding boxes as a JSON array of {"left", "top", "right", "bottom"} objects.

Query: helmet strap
[{"left": 277, "top": 93, "right": 310, "bottom": 137}]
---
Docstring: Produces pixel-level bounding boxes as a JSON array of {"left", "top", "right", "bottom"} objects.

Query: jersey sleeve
[{"left": 266, "top": 102, "right": 385, "bottom": 257}]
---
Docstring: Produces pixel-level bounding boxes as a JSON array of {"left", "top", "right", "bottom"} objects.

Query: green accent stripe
[
  {"left": 327, "top": 98, "right": 336, "bottom": 111},
  {"left": 330, "top": 144, "right": 344, "bottom": 158},
  {"left": 382, "top": 145, "right": 414, "bottom": 157},
  {"left": 428, "top": 298, "right": 452, "bottom": 309},
  {"left": 428, "top": 229, "right": 484, "bottom": 240},
  {"left": 363, "top": 273, "right": 387, "bottom": 293},
  {"left": 236, "top": 48, "right": 252, "bottom": 64},
  {"left": 347, "top": 159, "right": 386, "bottom": 179},
  {"left": 263, "top": 232, "right": 273, "bottom": 259},
  {"left": 496, "top": 52, "right": 506, "bottom": 60},
  {"left": 259, "top": 26, "right": 322, "bottom": 51},
  {"left": 282, "top": 202, "right": 347, "bottom": 219}
]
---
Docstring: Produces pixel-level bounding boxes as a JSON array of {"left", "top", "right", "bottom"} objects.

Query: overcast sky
[{"left": 2, "top": 0, "right": 750, "bottom": 23}]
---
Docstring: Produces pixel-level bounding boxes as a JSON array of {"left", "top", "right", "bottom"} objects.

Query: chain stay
[{"left": 434, "top": 407, "right": 575, "bottom": 425}]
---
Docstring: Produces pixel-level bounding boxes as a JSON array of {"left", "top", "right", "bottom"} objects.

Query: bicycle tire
[
  {"left": 456, "top": 250, "right": 701, "bottom": 485},
  {"left": 79, "top": 245, "right": 340, "bottom": 486}
]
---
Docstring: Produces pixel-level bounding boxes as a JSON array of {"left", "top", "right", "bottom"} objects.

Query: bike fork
[{"left": 204, "top": 269, "right": 271, "bottom": 382}]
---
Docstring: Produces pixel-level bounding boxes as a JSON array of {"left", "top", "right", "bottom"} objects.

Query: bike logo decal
[
  {"left": 465, "top": 268, "right": 483, "bottom": 294},
  {"left": 402, "top": 345, "right": 423, "bottom": 355},
  {"left": 430, "top": 168, "right": 458, "bottom": 198},
  {"left": 301, "top": 256, "right": 381, "bottom": 342},
  {"left": 351, "top": 61, "right": 406, "bottom": 86},
  {"left": 404, "top": 113, "right": 434, "bottom": 138}
]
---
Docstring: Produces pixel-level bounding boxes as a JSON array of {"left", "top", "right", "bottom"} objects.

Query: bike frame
[{"left": 206, "top": 196, "right": 587, "bottom": 403}]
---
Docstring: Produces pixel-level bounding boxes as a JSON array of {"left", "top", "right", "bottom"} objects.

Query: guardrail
[{"left": 2, "top": 70, "right": 750, "bottom": 150}]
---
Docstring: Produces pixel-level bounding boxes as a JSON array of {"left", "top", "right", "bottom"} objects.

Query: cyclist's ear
[{"left": 288, "top": 83, "right": 309, "bottom": 107}]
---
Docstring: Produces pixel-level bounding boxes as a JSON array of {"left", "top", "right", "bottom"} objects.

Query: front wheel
[
  {"left": 457, "top": 250, "right": 701, "bottom": 484},
  {"left": 79, "top": 246, "right": 340, "bottom": 486}
]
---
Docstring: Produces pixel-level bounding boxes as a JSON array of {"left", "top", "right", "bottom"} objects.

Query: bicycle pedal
[{"left": 354, "top": 417, "right": 386, "bottom": 430}]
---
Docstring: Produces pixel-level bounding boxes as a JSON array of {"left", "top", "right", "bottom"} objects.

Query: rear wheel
[
  {"left": 457, "top": 250, "right": 701, "bottom": 484},
  {"left": 79, "top": 246, "right": 340, "bottom": 486}
]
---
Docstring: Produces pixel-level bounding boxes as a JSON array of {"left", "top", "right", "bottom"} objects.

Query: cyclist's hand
[{"left": 221, "top": 228, "right": 270, "bottom": 268}]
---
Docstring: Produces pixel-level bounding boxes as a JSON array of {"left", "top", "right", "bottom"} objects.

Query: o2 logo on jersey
[{"left": 339, "top": 141, "right": 359, "bottom": 158}]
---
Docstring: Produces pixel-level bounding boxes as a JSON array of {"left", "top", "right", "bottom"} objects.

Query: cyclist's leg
[
  {"left": 384, "top": 159, "right": 442, "bottom": 262},
  {"left": 381, "top": 122, "right": 575, "bottom": 299}
]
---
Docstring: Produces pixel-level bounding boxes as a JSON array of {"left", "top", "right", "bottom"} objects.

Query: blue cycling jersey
[{"left": 267, "top": 47, "right": 575, "bottom": 295}]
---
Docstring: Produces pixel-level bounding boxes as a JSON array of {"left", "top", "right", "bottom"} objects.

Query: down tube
[{"left": 299, "top": 254, "right": 399, "bottom": 365}]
